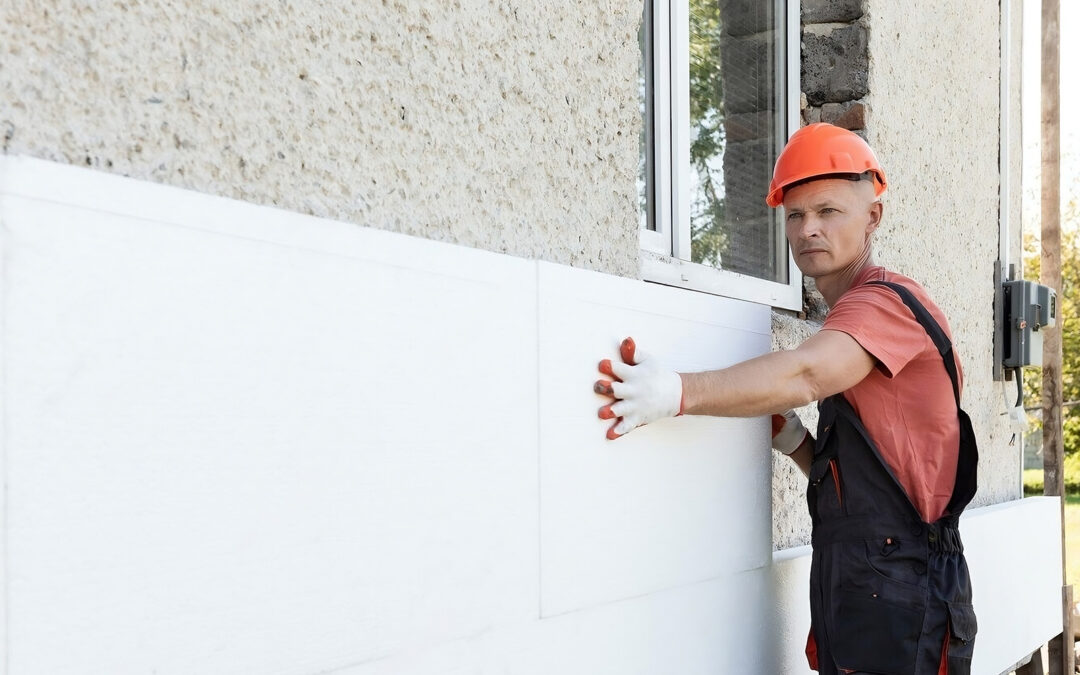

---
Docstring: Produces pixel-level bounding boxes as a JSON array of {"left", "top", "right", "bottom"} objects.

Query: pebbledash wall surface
[{"left": 2, "top": 0, "right": 1026, "bottom": 545}]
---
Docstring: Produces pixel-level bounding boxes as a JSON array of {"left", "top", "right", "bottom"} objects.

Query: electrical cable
[{"left": 1014, "top": 367, "right": 1024, "bottom": 408}]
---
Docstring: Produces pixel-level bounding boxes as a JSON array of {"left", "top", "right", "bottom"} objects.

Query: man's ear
[{"left": 866, "top": 200, "right": 883, "bottom": 234}]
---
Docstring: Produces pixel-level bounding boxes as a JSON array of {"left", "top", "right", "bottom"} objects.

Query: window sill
[{"left": 640, "top": 250, "right": 803, "bottom": 311}]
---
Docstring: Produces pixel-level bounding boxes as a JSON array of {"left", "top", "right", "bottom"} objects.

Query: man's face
[{"left": 782, "top": 178, "right": 881, "bottom": 278}]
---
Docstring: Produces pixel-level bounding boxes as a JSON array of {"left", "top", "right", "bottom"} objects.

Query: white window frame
[{"left": 639, "top": 0, "right": 803, "bottom": 311}]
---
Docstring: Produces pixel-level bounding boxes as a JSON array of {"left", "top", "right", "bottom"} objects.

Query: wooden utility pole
[
  {"left": 1043, "top": 0, "right": 1063, "bottom": 501},
  {"left": 1041, "top": 0, "right": 1072, "bottom": 672}
]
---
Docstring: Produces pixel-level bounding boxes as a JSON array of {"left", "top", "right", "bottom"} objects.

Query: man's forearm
[
  {"left": 679, "top": 350, "right": 818, "bottom": 418},
  {"left": 789, "top": 433, "right": 814, "bottom": 477}
]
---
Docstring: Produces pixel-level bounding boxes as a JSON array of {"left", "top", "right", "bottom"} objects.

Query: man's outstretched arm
[
  {"left": 680, "top": 329, "right": 876, "bottom": 417},
  {"left": 595, "top": 329, "right": 876, "bottom": 439}
]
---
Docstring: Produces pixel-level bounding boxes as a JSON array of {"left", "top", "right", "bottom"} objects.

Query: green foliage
[{"left": 1023, "top": 197, "right": 1080, "bottom": 457}]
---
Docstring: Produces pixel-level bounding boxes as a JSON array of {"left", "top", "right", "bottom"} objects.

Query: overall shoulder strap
[{"left": 864, "top": 280, "right": 961, "bottom": 407}]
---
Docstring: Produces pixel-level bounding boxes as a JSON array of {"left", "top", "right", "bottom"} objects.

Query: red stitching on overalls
[{"left": 829, "top": 458, "right": 843, "bottom": 507}]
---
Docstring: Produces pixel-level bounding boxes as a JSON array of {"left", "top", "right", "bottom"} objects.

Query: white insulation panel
[
  {"left": 0, "top": 159, "right": 542, "bottom": 674},
  {"left": 0, "top": 157, "right": 774, "bottom": 674},
  {"left": 537, "top": 261, "right": 772, "bottom": 617}
]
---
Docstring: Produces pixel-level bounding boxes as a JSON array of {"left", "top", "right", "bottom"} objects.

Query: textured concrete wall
[
  {"left": 773, "top": 0, "right": 1022, "bottom": 549},
  {"left": 771, "top": 314, "right": 822, "bottom": 549},
  {"left": 0, "top": 0, "right": 641, "bottom": 276}
]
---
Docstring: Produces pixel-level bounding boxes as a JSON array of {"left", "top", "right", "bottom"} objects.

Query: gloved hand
[
  {"left": 594, "top": 337, "right": 683, "bottom": 440},
  {"left": 771, "top": 409, "right": 808, "bottom": 455}
]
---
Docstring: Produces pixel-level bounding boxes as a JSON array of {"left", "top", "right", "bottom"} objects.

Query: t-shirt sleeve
[{"left": 822, "top": 285, "right": 931, "bottom": 378}]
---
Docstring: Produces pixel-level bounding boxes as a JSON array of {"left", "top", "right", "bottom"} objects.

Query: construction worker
[{"left": 593, "top": 123, "right": 978, "bottom": 674}]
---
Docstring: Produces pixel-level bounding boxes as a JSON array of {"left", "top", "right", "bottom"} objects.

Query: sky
[{"left": 1022, "top": 0, "right": 1079, "bottom": 229}]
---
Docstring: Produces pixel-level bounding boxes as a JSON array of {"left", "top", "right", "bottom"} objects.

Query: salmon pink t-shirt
[{"left": 821, "top": 266, "right": 963, "bottom": 523}]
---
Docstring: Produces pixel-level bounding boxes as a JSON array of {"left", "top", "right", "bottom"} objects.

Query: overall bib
[{"left": 806, "top": 281, "right": 979, "bottom": 675}]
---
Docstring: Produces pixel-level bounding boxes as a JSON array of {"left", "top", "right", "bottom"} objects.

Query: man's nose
[{"left": 797, "top": 215, "right": 822, "bottom": 239}]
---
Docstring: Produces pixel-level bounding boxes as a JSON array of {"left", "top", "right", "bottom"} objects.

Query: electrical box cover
[{"left": 1002, "top": 279, "right": 1057, "bottom": 369}]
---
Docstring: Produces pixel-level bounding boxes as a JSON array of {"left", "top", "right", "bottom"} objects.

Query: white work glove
[
  {"left": 771, "top": 409, "right": 808, "bottom": 455},
  {"left": 595, "top": 337, "right": 683, "bottom": 440}
]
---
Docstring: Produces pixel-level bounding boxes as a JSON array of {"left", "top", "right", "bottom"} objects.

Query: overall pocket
[
  {"left": 861, "top": 537, "right": 929, "bottom": 590},
  {"left": 838, "top": 539, "right": 927, "bottom": 605},
  {"left": 945, "top": 601, "right": 977, "bottom": 674},
  {"left": 809, "top": 455, "right": 844, "bottom": 519},
  {"left": 830, "top": 590, "right": 923, "bottom": 674}
]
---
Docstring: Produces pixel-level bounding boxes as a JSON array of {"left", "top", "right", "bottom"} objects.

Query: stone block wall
[{"left": 801, "top": 0, "right": 868, "bottom": 130}]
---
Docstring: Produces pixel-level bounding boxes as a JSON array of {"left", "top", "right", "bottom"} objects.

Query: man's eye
[
  {"left": 787, "top": 213, "right": 803, "bottom": 220},
  {"left": 820, "top": 208, "right": 837, "bottom": 214}
]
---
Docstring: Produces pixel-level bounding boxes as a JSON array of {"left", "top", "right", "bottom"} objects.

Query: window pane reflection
[
  {"left": 638, "top": 0, "right": 655, "bottom": 232},
  {"left": 688, "top": 0, "right": 785, "bottom": 283}
]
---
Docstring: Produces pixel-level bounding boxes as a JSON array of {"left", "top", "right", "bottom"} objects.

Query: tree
[{"left": 1024, "top": 196, "right": 1080, "bottom": 456}]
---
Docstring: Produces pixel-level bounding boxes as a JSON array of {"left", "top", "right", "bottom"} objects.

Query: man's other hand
[
  {"left": 594, "top": 337, "right": 683, "bottom": 440},
  {"left": 771, "top": 409, "right": 808, "bottom": 455}
]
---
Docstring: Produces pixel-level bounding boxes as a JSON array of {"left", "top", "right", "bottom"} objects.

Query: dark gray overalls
[{"left": 806, "top": 281, "right": 979, "bottom": 675}]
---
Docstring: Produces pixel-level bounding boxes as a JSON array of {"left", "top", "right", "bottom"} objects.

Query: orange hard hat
[{"left": 765, "top": 123, "right": 887, "bottom": 207}]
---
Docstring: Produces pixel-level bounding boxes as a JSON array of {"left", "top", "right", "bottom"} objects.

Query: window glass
[
  {"left": 639, "top": 0, "right": 789, "bottom": 287},
  {"left": 688, "top": 0, "right": 784, "bottom": 282},
  {"left": 638, "top": 0, "right": 655, "bottom": 233}
]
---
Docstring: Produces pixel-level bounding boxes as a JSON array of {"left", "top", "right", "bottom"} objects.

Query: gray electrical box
[{"left": 1002, "top": 279, "right": 1057, "bottom": 369}]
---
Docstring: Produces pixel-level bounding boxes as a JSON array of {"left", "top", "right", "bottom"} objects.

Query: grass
[
  {"left": 1024, "top": 469, "right": 1080, "bottom": 587},
  {"left": 1067, "top": 494, "right": 1080, "bottom": 589}
]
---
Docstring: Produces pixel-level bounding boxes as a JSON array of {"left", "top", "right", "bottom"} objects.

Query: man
[{"left": 593, "top": 123, "right": 978, "bottom": 674}]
